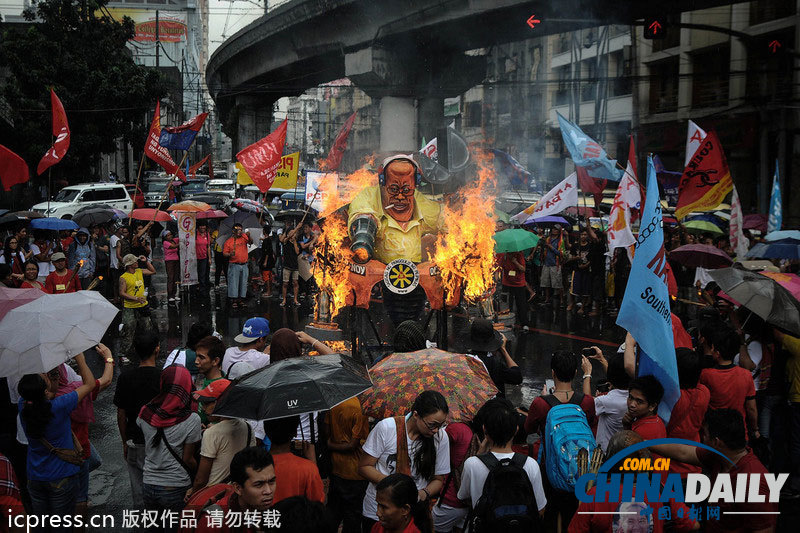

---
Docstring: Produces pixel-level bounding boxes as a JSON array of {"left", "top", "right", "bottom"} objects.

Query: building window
[
  {"left": 750, "top": 0, "right": 796, "bottom": 25},
  {"left": 609, "top": 51, "right": 631, "bottom": 97},
  {"left": 691, "top": 46, "right": 729, "bottom": 109},
  {"left": 554, "top": 66, "right": 569, "bottom": 106},
  {"left": 648, "top": 57, "right": 679, "bottom": 113},
  {"left": 466, "top": 102, "right": 482, "bottom": 128},
  {"left": 581, "top": 60, "right": 597, "bottom": 102}
]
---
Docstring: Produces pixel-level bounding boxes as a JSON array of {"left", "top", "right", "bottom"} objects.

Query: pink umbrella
[
  {"left": 0, "top": 287, "right": 45, "bottom": 322},
  {"left": 759, "top": 271, "right": 800, "bottom": 302},
  {"left": 743, "top": 214, "right": 767, "bottom": 232},
  {"left": 196, "top": 209, "right": 228, "bottom": 219},
  {"left": 669, "top": 244, "right": 733, "bottom": 269}
]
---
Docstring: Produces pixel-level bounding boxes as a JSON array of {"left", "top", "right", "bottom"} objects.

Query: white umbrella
[{"left": 0, "top": 291, "right": 119, "bottom": 377}]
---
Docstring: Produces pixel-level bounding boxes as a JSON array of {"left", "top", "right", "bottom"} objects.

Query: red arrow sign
[
  {"left": 769, "top": 40, "right": 781, "bottom": 53},
  {"left": 527, "top": 14, "right": 540, "bottom": 28},
  {"left": 649, "top": 20, "right": 662, "bottom": 34}
]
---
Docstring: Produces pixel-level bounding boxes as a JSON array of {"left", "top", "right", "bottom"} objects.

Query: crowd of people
[{"left": 1, "top": 211, "right": 798, "bottom": 533}]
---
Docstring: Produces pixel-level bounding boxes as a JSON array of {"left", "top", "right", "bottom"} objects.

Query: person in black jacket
[{"left": 458, "top": 318, "right": 522, "bottom": 398}]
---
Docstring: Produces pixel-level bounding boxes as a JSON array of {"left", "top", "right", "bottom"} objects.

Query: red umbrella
[
  {"left": 743, "top": 214, "right": 767, "bottom": 232},
  {"left": 196, "top": 209, "right": 228, "bottom": 219},
  {"left": 0, "top": 287, "right": 45, "bottom": 322},
  {"left": 130, "top": 208, "right": 172, "bottom": 222},
  {"left": 669, "top": 244, "right": 733, "bottom": 269}
]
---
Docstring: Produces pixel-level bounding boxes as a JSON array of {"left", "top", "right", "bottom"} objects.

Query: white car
[
  {"left": 206, "top": 179, "right": 236, "bottom": 199},
  {"left": 32, "top": 183, "right": 133, "bottom": 218}
]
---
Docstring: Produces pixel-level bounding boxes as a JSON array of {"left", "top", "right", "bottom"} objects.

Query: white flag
[
  {"left": 420, "top": 137, "right": 438, "bottom": 162},
  {"left": 511, "top": 172, "right": 578, "bottom": 222},
  {"left": 729, "top": 185, "right": 749, "bottom": 259},
  {"left": 607, "top": 163, "right": 637, "bottom": 252},
  {"left": 685, "top": 120, "right": 707, "bottom": 166}
]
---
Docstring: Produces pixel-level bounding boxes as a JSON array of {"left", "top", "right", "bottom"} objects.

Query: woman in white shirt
[{"left": 359, "top": 390, "right": 451, "bottom": 531}]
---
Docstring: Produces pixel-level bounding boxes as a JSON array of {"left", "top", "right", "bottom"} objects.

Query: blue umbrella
[
  {"left": 746, "top": 239, "right": 800, "bottom": 260},
  {"left": 523, "top": 215, "right": 570, "bottom": 226},
  {"left": 685, "top": 213, "right": 727, "bottom": 226},
  {"left": 765, "top": 230, "right": 800, "bottom": 242},
  {"left": 30, "top": 217, "right": 79, "bottom": 231}
]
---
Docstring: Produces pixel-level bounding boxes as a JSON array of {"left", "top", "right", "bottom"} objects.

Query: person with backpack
[
  {"left": 137, "top": 365, "right": 202, "bottom": 519},
  {"left": 359, "top": 391, "right": 451, "bottom": 532},
  {"left": 458, "top": 398, "right": 546, "bottom": 533},
  {"left": 163, "top": 322, "right": 214, "bottom": 385},
  {"left": 523, "top": 351, "right": 596, "bottom": 531}
]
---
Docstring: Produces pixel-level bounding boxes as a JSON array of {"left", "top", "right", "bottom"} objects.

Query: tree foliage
[{"left": 0, "top": 0, "right": 173, "bottom": 182}]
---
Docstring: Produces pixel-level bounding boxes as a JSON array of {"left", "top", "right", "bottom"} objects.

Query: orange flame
[
  {"left": 432, "top": 148, "right": 498, "bottom": 302},
  {"left": 312, "top": 156, "right": 378, "bottom": 319}
]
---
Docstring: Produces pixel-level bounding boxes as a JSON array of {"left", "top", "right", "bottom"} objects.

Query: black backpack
[{"left": 469, "top": 452, "right": 542, "bottom": 533}]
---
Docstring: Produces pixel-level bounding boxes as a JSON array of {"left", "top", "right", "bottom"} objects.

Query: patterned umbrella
[
  {"left": 760, "top": 271, "right": 800, "bottom": 302},
  {"left": 360, "top": 348, "right": 498, "bottom": 422}
]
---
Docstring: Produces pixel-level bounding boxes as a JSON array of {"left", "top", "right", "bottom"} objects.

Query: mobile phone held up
[{"left": 581, "top": 347, "right": 595, "bottom": 357}]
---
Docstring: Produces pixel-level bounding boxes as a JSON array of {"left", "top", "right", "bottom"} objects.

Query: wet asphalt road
[{"left": 82, "top": 259, "right": 623, "bottom": 530}]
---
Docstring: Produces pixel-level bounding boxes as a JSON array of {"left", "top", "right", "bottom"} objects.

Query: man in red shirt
[
  {"left": 44, "top": 252, "right": 81, "bottom": 293},
  {"left": 223, "top": 223, "right": 252, "bottom": 309},
  {"left": 699, "top": 323, "right": 759, "bottom": 440},
  {"left": 263, "top": 415, "right": 324, "bottom": 504},
  {"left": 500, "top": 251, "right": 529, "bottom": 331},
  {"left": 653, "top": 409, "right": 780, "bottom": 533},
  {"left": 667, "top": 348, "right": 710, "bottom": 475},
  {"left": 623, "top": 376, "right": 667, "bottom": 447},
  {"left": 182, "top": 447, "right": 277, "bottom": 533}
]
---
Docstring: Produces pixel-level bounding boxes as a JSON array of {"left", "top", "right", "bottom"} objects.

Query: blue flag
[
  {"left": 557, "top": 112, "right": 622, "bottom": 182},
  {"left": 489, "top": 149, "right": 538, "bottom": 191},
  {"left": 616, "top": 156, "right": 679, "bottom": 422},
  {"left": 768, "top": 160, "right": 782, "bottom": 233},
  {"left": 159, "top": 112, "right": 208, "bottom": 151}
]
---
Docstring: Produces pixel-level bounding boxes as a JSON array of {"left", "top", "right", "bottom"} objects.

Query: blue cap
[{"left": 234, "top": 317, "right": 270, "bottom": 343}]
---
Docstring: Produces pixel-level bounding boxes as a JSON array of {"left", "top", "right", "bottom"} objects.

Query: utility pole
[{"left": 155, "top": 10, "right": 160, "bottom": 68}]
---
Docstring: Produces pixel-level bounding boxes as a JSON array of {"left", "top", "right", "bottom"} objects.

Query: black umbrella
[
  {"left": 73, "top": 208, "right": 124, "bottom": 227},
  {"left": 217, "top": 211, "right": 262, "bottom": 242},
  {"left": 710, "top": 267, "right": 800, "bottom": 336},
  {"left": 214, "top": 353, "right": 372, "bottom": 421}
]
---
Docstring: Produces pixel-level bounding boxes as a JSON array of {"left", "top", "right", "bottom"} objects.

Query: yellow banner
[{"left": 237, "top": 152, "right": 299, "bottom": 189}]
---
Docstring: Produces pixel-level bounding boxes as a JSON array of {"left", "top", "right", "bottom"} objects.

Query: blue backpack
[{"left": 537, "top": 393, "right": 597, "bottom": 492}]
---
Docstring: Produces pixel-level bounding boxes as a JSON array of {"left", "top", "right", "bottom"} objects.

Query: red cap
[{"left": 193, "top": 379, "right": 232, "bottom": 402}]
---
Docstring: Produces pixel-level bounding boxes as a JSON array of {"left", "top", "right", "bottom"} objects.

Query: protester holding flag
[{"left": 616, "top": 156, "right": 680, "bottom": 423}]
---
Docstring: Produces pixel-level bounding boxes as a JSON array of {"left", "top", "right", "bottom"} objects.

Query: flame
[
  {"left": 312, "top": 156, "right": 377, "bottom": 319},
  {"left": 432, "top": 147, "right": 498, "bottom": 302}
]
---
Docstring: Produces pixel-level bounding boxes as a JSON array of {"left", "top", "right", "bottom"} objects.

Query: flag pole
[
  {"left": 152, "top": 150, "right": 190, "bottom": 223},
  {"left": 130, "top": 150, "right": 146, "bottom": 219}
]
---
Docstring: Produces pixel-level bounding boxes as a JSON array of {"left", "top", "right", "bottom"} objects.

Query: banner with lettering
[
  {"left": 236, "top": 119, "right": 287, "bottom": 193},
  {"left": 675, "top": 131, "right": 733, "bottom": 220},
  {"left": 557, "top": 112, "right": 622, "bottom": 182},
  {"left": 177, "top": 212, "right": 197, "bottom": 286},
  {"left": 616, "top": 156, "right": 679, "bottom": 422},
  {"left": 511, "top": 172, "right": 577, "bottom": 222}
]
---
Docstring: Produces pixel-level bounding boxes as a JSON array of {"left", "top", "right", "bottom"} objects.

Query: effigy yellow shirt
[{"left": 348, "top": 186, "right": 442, "bottom": 264}]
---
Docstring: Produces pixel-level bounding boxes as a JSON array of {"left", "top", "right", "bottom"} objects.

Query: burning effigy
[{"left": 309, "top": 143, "right": 499, "bottom": 330}]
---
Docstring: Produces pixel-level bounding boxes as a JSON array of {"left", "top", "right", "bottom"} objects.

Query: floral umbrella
[{"left": 360, "top": 348, "right": 498, "bottom": 422}]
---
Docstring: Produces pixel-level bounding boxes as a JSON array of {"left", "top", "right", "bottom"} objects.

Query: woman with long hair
[
  {"left": 0, "top": 235, "right": 30, "bottom": 286},
  {"left": 373, "top": 473, "right": 432, "bottom": 533},
  {"left": 269, "top": 328, "right": 334, "bottom": 363},
  {"left": 17, "top": 353, "right": 96, "bottom": 526},
  {"left": 359, "top": 390, "right": 450, "bottom": 532},
  {"left": 19, "top": 260, "right": 44, "bottom": 290},
  {"left": 136, "top": 365, "right": 201, "bottom": 518}
]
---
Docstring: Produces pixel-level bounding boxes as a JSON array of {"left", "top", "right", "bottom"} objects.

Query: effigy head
[{"left": 379, "top": 155, "right": 421, "bottom": 223}]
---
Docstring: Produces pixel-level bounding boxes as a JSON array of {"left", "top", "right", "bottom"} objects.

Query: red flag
[
  {"left": 576, "top": 167, "right": 607, "bottom": 208},
  {"left": 236, "top": 119, "right": 287, "bottom": 193},
  {"left": 675, "top": 131, "right": 733, "bottom": 220},
  {"left": 0, "top": 145, "right": 30, "bottom": 191},
  {"left": 37, "top": 89, "right": 70, "bottom": 175},
  {"left": 188, "top": 155, "right": 209, "bottom": 178},
  {"left": 144, "top": 102, "right": 184, "bottom": 180},
  {"left": 324, "top": 111, "right": 356, "bottom": 171}
]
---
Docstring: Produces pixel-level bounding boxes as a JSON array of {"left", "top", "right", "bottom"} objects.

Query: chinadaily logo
[{"left": 574, "top": 439, "right": 787, "bottom": 526}]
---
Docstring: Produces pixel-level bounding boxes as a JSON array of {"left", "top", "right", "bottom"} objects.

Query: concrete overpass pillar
[
  {"left": 417, "top": 97, "right": 445, "bottom": 148},
  {"left": 379, "top": 97, "right": 416, "bottom": 152},
  {"left": 234, "top": 96, "right": 274, "bottom": 152}
]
